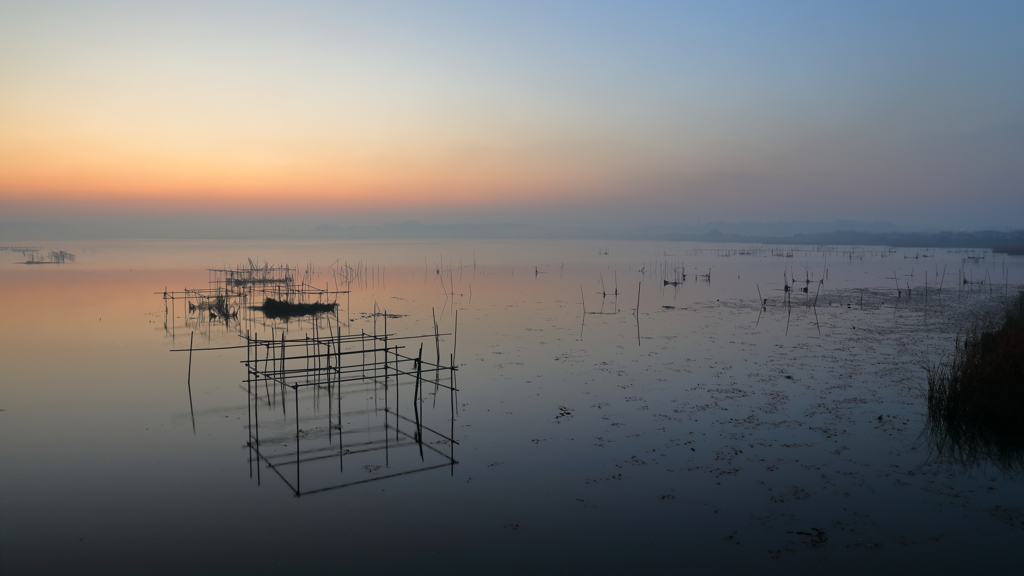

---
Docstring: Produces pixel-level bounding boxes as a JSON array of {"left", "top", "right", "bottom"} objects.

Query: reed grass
[{"left": 925, "top": 289, "right": 1024, "bottom": 471}]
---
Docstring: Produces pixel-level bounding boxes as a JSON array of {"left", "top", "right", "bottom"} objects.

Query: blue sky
[{"left": 1, "top": 1, "right": 1022, "bottom": 230}]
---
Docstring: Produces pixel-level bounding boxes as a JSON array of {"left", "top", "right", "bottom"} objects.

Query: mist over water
[{"left": 2, "top": 238, "right": 1023, "bottom": 574}]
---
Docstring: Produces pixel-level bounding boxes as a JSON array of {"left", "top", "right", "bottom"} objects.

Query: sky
[{"left": 1, "top": 1, "right": 1023, "bottom": 232}]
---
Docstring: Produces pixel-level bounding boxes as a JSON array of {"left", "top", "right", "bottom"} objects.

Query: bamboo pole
[{"left": 187, "top": 330, "right": 195, "bottom": 433}]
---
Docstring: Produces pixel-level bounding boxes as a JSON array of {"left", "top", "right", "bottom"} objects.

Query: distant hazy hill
[
  {"left": 661, "top": 228, "right": 1024, "bottom": 253},
  {"left": 2, "top": 219, "right": 1020, "bottom": 251},
  {"left": 0, "top": 221, "right": 89, "bottom": 241},
  {"left": 309, "top": 219, "right": 906, "bottom": 240},
  {"left": 636, "top": 219, "right": 902, "bottom": 237}
]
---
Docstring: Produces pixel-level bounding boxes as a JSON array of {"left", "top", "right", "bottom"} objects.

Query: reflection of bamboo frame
[{"left": 242, "top": 330, "right": 459, "bottom": 497}]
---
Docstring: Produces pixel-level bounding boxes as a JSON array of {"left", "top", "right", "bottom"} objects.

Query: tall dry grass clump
[{"left": 926, "top": 290, "right": 1024, "bottom": 471}]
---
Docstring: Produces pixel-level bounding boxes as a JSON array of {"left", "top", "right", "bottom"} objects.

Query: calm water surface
[{"left": 2, "top": 239, "right": 1022, "bottom": 574}]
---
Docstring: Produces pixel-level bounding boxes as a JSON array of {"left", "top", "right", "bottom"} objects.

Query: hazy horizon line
[{"left": 2, "top": 218, "right": 1021, "bottom": 244}]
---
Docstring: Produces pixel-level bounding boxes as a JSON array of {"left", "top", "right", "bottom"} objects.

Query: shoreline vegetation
[{"left": 925, "top": 289, "right": 1024, "bottom": 472}]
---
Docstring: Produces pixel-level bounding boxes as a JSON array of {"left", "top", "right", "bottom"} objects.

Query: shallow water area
[{"left": 2, "top": 239, "right": 1023, "bottom": 574}]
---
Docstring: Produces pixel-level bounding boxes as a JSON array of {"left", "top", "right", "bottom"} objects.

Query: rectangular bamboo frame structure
[{"left": 241, "top": 328, "right": 459, "bottom": 497}]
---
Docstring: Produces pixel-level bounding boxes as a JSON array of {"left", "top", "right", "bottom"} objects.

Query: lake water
[{"left": 2, "top": 239, "right": 1022, "bottom": 574}]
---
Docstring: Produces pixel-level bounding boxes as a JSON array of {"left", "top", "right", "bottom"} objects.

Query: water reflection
[
  {"left": 922, "top": 417, "right": 1024, "bottom": 474},
  {"left": 4, "top": 239, "right": 1023, "bottom": 573}
]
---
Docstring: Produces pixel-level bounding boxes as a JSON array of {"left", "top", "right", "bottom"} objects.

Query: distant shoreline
[
  {"left": 652, "top": 229, "right": 1024, "bottom": 253},
  {"left": 2, "top": 220, "right": 1022, "bottom": 252}
]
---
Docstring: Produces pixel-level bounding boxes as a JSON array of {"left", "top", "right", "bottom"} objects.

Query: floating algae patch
[{"left": 256, "top": 297, "right": 337, "bottom": 319}]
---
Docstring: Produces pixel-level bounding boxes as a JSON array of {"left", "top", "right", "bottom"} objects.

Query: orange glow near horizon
[
  {"left": 0, "top": 152, "right": 625, "bottom": 213},
  {"left": 0, "top": 118, "right": 680, "bottom": 216},
  {"left": 0, "top": 45, "right": 685, "bottom": 219}
]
